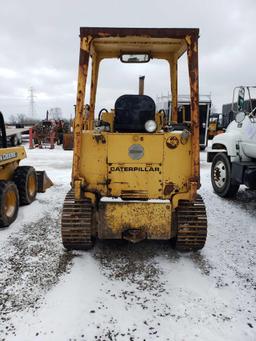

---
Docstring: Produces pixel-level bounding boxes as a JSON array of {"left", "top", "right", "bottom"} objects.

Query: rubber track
[
  {"left": 175, "top": 194, "right": 207, "bottom": 251},
  {"left": 61, "top": 190, "right": 93, "bottom": 250}
]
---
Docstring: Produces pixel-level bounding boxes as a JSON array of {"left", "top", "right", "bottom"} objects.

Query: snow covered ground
[{"left": 0, "top": 146, "right": 255, "bottom": 341}]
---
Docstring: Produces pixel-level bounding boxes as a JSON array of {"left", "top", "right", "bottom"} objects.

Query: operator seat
[{"left": 114, "top": 94, "right": 155, "bottom": 132}]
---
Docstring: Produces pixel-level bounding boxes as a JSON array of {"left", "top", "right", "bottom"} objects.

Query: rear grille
[{"left": 121, "top": 190, "right": 148, "bottom": 199}]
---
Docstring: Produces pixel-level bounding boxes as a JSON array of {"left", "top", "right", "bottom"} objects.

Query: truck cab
[{"left": 207, "top": 86, "right": 256, "bottom": 197}]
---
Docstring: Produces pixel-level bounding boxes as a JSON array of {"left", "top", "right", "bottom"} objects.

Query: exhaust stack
[{"left": 139, "top": 76, "right": 145, "bottom": 95}]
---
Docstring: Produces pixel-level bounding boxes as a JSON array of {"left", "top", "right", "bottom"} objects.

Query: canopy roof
[{"left": 80, "top": 27, "right": 199, "bottom": 60}]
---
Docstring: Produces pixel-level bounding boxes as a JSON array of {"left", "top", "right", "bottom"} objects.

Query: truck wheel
[
  {"left": 13, "top": 166, "right": 38, "bottom": 205},
  {"left": 0, "top": 181, "right": 19, "bottom": 227},
  {"left": 211, "top": 153, "right": 239, "bottom": 197}
]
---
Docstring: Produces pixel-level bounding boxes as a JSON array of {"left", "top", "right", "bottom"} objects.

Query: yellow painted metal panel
[
  {"left": 162, "top": 131, "right": 192, "bottom": 197},
  {"left": 107, "top": 134, "right": 164, "bottom": 164},
  {"left": 98, "top": 201, "right": 172, "bottom": 239},
  {"left": 79, "top": 131, "right": 192, "bottom": 200},
  {"left": 163, "top": 132, "right": 192, "bottom": 198},
  {"left": 79, "top": 132, "right": 108, "bottom": 194},
  {"left": 108, "top": 163, "right": 162, "bottom": 198},
  {"left": 0, "top": 161, "right": 19, "bottom": 181},
  {"left": 0, "top": 146, "right": 26, "bottom": 181},
  {"left": 0, "top": 146, "right": 26, "bottom": 167}
]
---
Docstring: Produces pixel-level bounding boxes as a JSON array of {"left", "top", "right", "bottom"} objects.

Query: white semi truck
[{"left": 207, "top": 86, "right": 256, "bottom": 197}]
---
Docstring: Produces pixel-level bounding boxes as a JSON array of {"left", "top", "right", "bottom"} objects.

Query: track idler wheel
[
  {"left": 61, "top": 190, "right": 94, "bottom": 250},
  {"left": 174, "top": 194, "right": 207, "bottom": 252}
]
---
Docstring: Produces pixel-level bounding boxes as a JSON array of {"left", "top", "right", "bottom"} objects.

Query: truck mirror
[{"left": 237, "top": 87, "right": 245, "bottom": 111}]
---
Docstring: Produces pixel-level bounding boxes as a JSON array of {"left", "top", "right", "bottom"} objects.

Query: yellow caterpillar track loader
[
  {"left": 61, "top": 27, "right": 207, "bottom": 252},
  {"left": 0, "top": 112, "right": 53, "bottom": 227}
]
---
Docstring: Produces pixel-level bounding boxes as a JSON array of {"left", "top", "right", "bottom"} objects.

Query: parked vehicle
[
  {"left": 207, "top": 86, "right": 256, "bottom": 197},
  {"left": 0, "top": 112, "right": 53, "bottom": 227},
  {"left": 207, "top": 113, "right": 224, "bottom": 139},
  {"left": 158, "top": 95, "right": 211, "bottom": 149},
  {"left": 61, "top": 27, "right": 207, "bottom": 252}
]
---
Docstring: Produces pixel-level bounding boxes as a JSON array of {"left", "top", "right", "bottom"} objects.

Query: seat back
[{"left": 114, "top": 95, "right": 155, "bottom": 132}]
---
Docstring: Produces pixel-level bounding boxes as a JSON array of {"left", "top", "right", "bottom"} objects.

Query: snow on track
[{"left": 0, "top": 147, "right": 255, "bottom": 341}]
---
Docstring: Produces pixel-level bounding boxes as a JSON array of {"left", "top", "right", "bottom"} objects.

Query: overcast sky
[{"left": 0, "top": 0, "right": 255, "bottom": 120}]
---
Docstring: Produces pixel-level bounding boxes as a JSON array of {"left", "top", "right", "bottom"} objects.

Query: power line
[{"left": 28, "top": 87, "right": 36, "bottom": 117}]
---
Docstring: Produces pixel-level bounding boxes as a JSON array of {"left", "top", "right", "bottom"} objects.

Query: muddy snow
[{"left": 0, "top": 146, "right": 255, "bottom": 341}]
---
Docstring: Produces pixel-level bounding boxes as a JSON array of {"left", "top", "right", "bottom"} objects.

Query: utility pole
[{"left": 28, "top": 87, "right": 36, "bottom": 117}]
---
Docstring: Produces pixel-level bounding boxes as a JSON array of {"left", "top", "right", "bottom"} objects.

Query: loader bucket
[{"left": 36, "top": 171, "right": 53, "bottom": 192}]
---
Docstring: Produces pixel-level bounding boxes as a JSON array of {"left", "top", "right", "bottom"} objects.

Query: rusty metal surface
[
  {"left": 89, "top": 54, "right": 100, "bottom": 119},
  {"left": 186, "top": 36, "right": 200, "bottom": 193},
  {"left": 61, "top": 190, "right": 94, "bottom": 250},
  {"left": 166, "top": 135, "right": 179, "bottom": 149},
  {"left": 73, "top": 37, "right": 92, "bottom": 197},
  {"left": 98, "top": 201, "right": 172, "bottom": 240},
  {"left": 175, "top": 194, "right": 207, "bottom": 251},
  {"left": 79, "top": 49, "right": 90, "bottom": 66},
  {"left": 170, "top": 57, "right": 178, "bottom": 122},
  {"left": 163, "top": 182, "right": 175, "bottom": 195},
  {"left": 80, "top": 27, "right": 199, "bottom": 39}
]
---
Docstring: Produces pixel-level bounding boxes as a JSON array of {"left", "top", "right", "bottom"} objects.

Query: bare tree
[{"left": 7, "top": 114, "right": 40, "bottom": 125}]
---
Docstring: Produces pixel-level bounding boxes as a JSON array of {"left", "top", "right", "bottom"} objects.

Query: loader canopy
[{"left": 77, "top": 27, "right": 199, "bottom": 123}]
